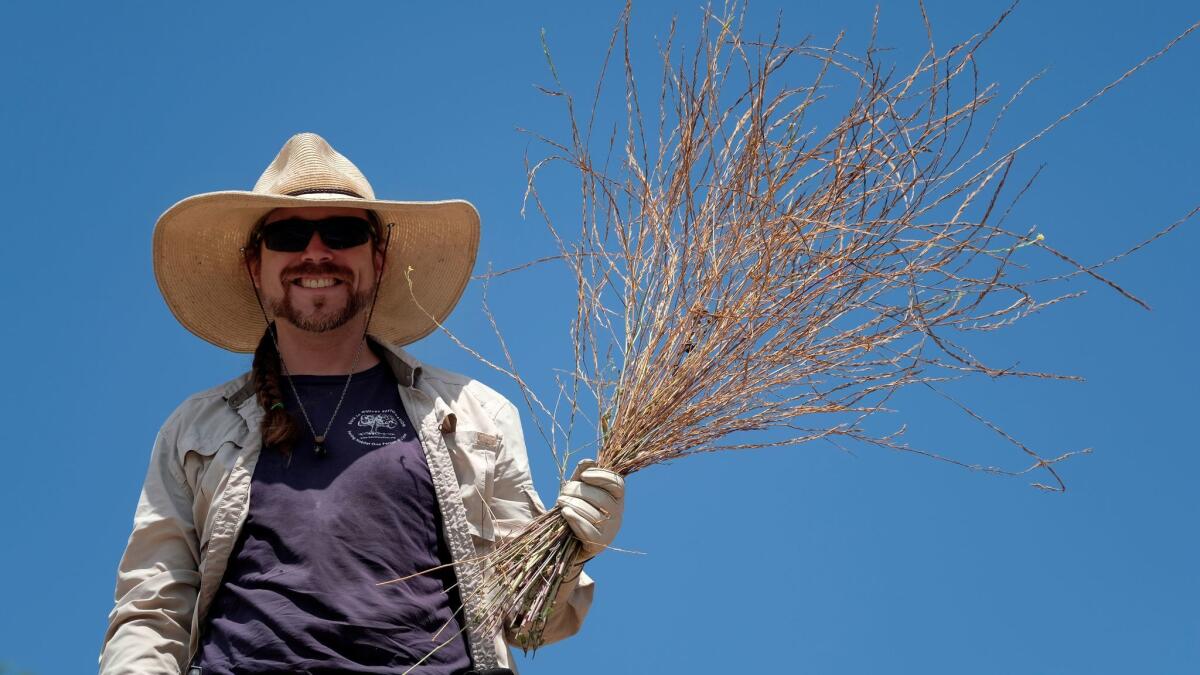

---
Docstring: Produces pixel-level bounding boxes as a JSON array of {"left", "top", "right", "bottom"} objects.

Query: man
[{"left": 100, "top": 133, "right": 624, "bottom": 674}]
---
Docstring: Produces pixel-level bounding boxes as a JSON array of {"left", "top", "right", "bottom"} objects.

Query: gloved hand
[{"left": 556, "top": 459, "right": 625, "bottom": 561}]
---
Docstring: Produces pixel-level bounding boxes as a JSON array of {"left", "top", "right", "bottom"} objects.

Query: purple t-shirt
[{"left": 194, "top": 362, "right": 471, "bottom": 674}]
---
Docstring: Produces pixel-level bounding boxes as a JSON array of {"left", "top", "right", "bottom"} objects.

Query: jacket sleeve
[
  {"left": 99, "top": 419, "right": 202, "bottom": 674},
  {"left": 490, "top": 399, "right": 594, "bottom": 648}
]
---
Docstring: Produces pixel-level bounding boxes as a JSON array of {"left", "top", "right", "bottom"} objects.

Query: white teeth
[{"left": 297, "top": 278, "right": 337, "bottom": 288}]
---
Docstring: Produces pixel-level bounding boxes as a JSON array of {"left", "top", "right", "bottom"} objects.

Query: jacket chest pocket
[
  {"left": 179, "top": 440, "right": 243, "bottom": 555},
  {"left": 442, "top": 429, "right": 499, "bottom": 545}
]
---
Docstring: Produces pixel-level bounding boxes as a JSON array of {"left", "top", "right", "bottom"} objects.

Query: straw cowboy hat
[{"left": 153, "top": 132, "right": 480, "bottom": 352}]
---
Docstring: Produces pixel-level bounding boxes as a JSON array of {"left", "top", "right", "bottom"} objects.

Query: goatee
[{"left": 268, "top": 262, "right": 375, "bottom": 332}]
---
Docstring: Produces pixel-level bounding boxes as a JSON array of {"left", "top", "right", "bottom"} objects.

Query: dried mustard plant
[{"left": 395, "top": 1, "right": 1199, "bottom": 656}]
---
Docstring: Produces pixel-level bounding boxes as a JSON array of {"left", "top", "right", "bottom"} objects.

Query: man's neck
[{"left": 273, "top": 319, "right": 381, "bottom": 376}]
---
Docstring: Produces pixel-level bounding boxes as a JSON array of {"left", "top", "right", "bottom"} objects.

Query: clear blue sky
[{"left": 1, "top": 2, "right": 1197, "bottom": 673}]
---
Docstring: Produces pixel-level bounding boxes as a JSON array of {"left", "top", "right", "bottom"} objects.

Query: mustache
[{"left": 281, "top": 261, "right": 353, "bottom": 282}]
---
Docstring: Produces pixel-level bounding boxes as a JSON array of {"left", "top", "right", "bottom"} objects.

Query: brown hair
[{"left": 252, "top": 330, "right": 299, "bottom": 456}]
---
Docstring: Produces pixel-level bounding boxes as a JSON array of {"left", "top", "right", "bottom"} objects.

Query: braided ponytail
[{"left": 252, "top": 330, "right": 299, "bottom": 457}]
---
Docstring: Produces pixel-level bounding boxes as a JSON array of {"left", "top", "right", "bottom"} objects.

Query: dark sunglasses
[{"left": 259, "top": 216, "right": 374, "bottom": 252}]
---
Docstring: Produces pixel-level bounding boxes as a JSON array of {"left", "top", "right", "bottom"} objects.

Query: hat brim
[{"left": 153, "top": 191, "right": 479, "bottom": 353}]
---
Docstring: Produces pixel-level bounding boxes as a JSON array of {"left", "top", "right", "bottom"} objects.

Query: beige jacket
[{"left": 99, "top": 342, "right": 593, "bottom": 673}]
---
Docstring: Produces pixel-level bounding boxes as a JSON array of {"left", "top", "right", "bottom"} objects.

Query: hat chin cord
[{"left": 240, "top": 223, "right": 394, "bottom": 457}]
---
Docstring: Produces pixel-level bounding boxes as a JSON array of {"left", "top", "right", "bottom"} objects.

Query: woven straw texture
[{"left": 152, "top": 133, "right": 479, "bottom": 353}]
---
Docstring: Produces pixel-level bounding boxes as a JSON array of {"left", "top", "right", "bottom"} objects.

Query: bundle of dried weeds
[{"left": 406, "top": 1, "right": 1197, "bottom": 655}]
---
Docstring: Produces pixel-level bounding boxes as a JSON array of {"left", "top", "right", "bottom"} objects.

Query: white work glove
[{"left": 556, "top": 459, "right": 625, "bottom": 561}]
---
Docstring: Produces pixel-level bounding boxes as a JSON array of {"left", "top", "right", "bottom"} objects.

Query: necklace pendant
[{"left": 314, "top": 435, "right": 327, "bottom": 456}]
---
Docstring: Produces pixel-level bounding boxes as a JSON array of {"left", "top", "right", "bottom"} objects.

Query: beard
[{"left": 267, "top": 261, "right": 375, "bottom": 333}]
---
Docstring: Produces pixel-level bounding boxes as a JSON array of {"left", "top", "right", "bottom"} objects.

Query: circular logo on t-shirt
[{"left": 347, "top": 408, "right": 405, "bottom": 446}]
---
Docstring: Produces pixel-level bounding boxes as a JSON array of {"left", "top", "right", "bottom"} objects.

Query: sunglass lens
[
  {"left": 317, "top": 217, "right": 373, "bottom": 249},
  {"left": 262, "top": 220, "right": 315, "bottom": 252}
]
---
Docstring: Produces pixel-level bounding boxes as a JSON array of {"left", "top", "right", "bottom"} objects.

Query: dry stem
[{"left": 428, "top": 0, "right": 1197, "bottom": 652}]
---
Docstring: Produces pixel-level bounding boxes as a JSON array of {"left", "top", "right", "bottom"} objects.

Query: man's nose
[{"left": 300, "top": 231, "right": 334, "bottom": 262}]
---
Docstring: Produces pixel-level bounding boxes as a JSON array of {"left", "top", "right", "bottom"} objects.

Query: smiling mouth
[{"left": 290, "top": 277, "right": 345, "bottom": 289}]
